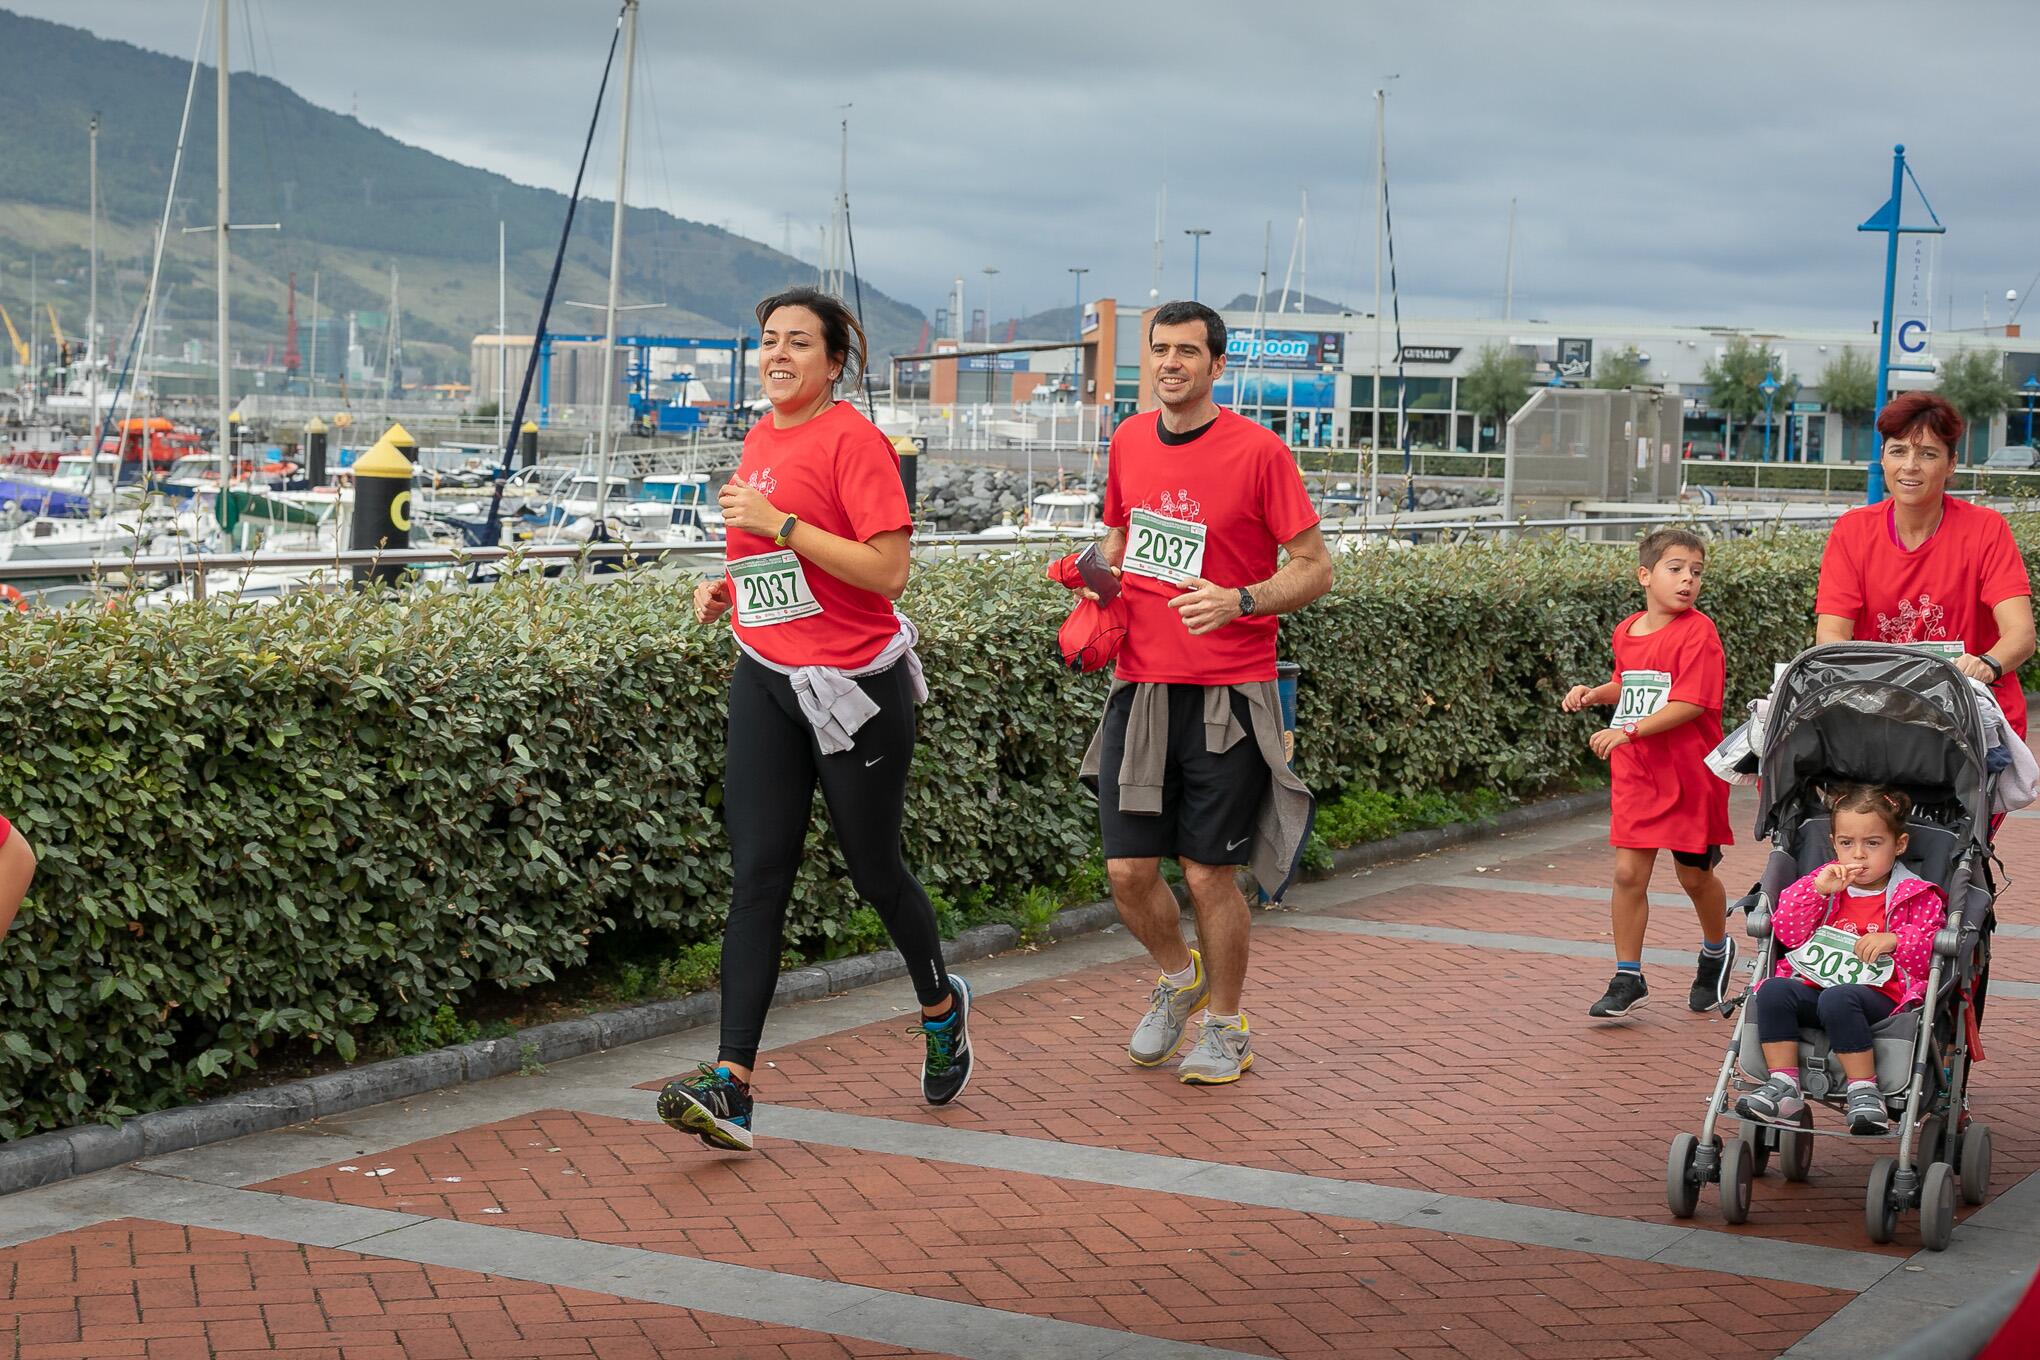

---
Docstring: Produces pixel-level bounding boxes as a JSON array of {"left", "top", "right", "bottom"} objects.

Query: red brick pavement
[
  {"left": 254, "top": 1110, "right": 1847, "bottom": 1360},
  {"left": 0, "top": 1219, "right": 933, "bottom": 1359},
  {"left": 635, "top": 924, "right": 2040, "bottom": 1254}
]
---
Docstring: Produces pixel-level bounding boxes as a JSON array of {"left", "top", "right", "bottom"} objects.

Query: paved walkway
[{"left": 5, "top": 794, "right": 2038, "bottom": 1358}]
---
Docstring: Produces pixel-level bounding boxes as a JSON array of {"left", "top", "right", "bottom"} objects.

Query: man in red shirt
[{"left": 1082, "top": 301, "right": 1332, "bottom": 1084}]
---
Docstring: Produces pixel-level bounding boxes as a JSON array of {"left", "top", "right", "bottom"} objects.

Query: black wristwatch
[
  {"left": 1980, "top": 653, "right": 2005, "bottom": 680},
  {"left": 1237, "top": 587, "right": 1257, "bottom": 617}
]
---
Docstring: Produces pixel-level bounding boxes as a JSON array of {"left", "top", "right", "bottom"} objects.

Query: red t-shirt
[
  {"left": 1816, "top": 496, "right": 2033, "bottom": 736},
  {"left": 1606, "top": 608, "right": 1733, "bottom": 853},
  {"left": 1101, "top": 408, "right": 1320, "bottom": 685},
  {"left": 724, "top": 401, "right": 911, "bottom": 670},
  {"left": 1802, "top": 887, "right": 1906, "bottom": 1003}
]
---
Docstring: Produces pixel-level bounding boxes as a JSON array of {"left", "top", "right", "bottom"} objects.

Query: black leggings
[
  {"left": 717, "top": 653, "right": 950, "bottom": 1068},
  {"left": 1754, "top": 977, "right": 1899, "bottom": 1055}
]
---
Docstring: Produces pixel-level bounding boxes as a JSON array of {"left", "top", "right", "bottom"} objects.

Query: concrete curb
[{"left": 0, "top": 790, "right": 1602, "bottom": 1198}]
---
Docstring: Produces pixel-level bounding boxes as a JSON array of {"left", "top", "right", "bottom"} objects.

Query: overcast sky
[{"left": 19, "top": 1, "right": 2040, "bottom": 335}]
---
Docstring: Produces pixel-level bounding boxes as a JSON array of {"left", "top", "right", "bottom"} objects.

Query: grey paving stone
[{"left": 60, "top": 1119, "right": 145, "bottom": 1178}]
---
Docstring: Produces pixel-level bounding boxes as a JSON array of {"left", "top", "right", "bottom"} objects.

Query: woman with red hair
[{"left": 1816, "top": 391, "right": 2036, "bottom": 735}]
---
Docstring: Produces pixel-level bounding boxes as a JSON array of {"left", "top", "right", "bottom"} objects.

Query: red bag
[{"left": 1046, "top": 554, "right": 1126, "bottom": 672}]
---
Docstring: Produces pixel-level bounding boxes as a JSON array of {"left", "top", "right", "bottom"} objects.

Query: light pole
[
  {"left": 981, "top": 266, "right": 999, "bottom": 344},
  {"left": 2024, "top": 374, "right": 2038, "bottom": 447},
  {"left": 1760, "top": 372, "right": 1780, "bottom": 462},
  {"left": 1183, "top": 228, "right": 1210, "bottom": 302},
  {"left": 1067, "top": 265, "right": 1088, "bottom": 413}
]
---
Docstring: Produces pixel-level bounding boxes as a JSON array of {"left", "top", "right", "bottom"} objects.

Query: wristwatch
[
  {"left": 1621, "top": 722, "right": 1640, "bottom": 738},
  {"left": 1980, "top": 653, "right": 2005, "bottom": 680},
  {"left": 1237, "top": 587, "right": 1257, "bottom": 617},
  {"left": 773, "top": 513, "right": 798, "bottom": 547}
]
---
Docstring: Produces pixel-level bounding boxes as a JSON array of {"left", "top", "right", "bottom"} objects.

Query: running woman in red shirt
[
  {"left": 1815, "top": 390, "right": 2035, "bottom": 736},
  {"left": 1562, "top": 529, "right": 1734, "bottom": 1018},
  {"left": 0, "top": 814, "right": 33, "bottom": 943},
  {"left": 656, "top": 289, "right": 970, "bottom": 1152},
  {"left": 1083, "top": 301, "right": 1332, "bottom": 1084}
]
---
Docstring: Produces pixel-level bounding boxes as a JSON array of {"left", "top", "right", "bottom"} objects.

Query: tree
[
  {"left": 1937, "top": 348, "right": 2015, "bottom": 463},
  {"left": 1701, "top": 336, "right": 1798, "bottom": 456},
  {"left": 1590, "top": 345, "right": 1648, "bottom": 390},
  {"left": 1458, "top": 344, "right": 1532, "bottom": 453},
  {"left": 1818, "top": 346, "right": 1878, "bottom": 459}
]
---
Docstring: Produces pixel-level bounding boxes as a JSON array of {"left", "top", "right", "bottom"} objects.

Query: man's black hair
[{"left": 1148, "top": 300, "right": 1226, "bottom": 359}]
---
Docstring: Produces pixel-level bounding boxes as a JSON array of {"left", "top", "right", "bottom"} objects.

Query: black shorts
[
  {"left": 1096, "top": 684, "right": 1267, "bottom": 866},
  {"left": 1671, "top": 846, "right": 1724, "bottom": 870}
]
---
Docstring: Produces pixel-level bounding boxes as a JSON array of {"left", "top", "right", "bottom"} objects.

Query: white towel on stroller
[{"left": 1965, "top": 677, "right": 2039, "bottom": 814}]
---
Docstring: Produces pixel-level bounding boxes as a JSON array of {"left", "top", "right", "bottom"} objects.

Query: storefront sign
[
  {"left": 1557, "top": 337, "right": 1594, "bottom": 380},
  {"left": 1397, "top": 346, "right": 1461, "bottom": 364},
  {"left": 1226, "top": 329, "right": 1344, "bottom": 370}
]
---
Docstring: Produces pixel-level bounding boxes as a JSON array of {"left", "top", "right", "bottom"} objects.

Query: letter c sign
[{"left": 1897, "top": 318, "right": 1929, "bottom": 356}]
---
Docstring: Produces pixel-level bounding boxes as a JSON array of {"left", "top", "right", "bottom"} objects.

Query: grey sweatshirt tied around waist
[{"left": 1080, "top": 677, "right": 1315, "bottom": 901}]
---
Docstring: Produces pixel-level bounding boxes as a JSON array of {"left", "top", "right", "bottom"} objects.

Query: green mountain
[{"left": 0, "top": 7, "right": 925, "bottom": 388}]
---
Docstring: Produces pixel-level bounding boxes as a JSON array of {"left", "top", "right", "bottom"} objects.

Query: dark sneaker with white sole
[
  {"left": 921, "top": 975, "right": 974, "bottom": 1106},
  {"left": 1736, "top": 1074, "right": 1807, "bottom": 1124},
  {"left": 1846, "top": 1084, "right": 1890, "bottom": 1135},
  {"left": 1588, "top": 972, "right": 1650, "bottom": 1018},
  {"left": 656, "top": 1063, "right": 755, "bottom": 1151},
  {"left": 1689, "top": 939, "right": 1737, "bottom": 1011}
]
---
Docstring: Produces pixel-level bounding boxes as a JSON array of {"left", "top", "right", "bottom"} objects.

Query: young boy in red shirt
[{"left": 1562, "top": 528, "right": 1734, "bottom": 1018}]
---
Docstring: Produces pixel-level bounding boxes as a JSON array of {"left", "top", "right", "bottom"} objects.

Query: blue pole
[
  {"left": 2027, "top": 393, "right": 2034, "bottom": 447},
  {"left": 1191, "top": 237, "right": 1202, "bottom": 302},
  {"left": 1764, "top": 393, "right": 1774, "bottom": 461},
  {"left": 1867, "top": 145, "right": 1906, "bottom": 504},
  {"left": 537, "top": 336, "right": 553, "bottom": 429}
]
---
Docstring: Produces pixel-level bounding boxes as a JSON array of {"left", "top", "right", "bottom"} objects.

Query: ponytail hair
[{"left": 1825, "top": 782, "right": 1911, "bottom": 839}]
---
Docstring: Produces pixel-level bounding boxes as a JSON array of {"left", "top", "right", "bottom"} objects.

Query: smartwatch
[
  {"left": 1980, "top": 653, "right": 2005, "bottom": 681},
  {"left": 773, "top": 513, "right": 798, "bottom": 547},
  {"left": 1237, "top": 587, "right": 1257, "bottom": 617}
]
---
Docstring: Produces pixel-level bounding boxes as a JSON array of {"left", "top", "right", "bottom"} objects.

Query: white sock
[
  {"left": 1162, "top": 957, "right": 1199, "bottom": 989},
  {"left": 1848, "top": 1078, "right": 1878, "bottom": 1093},
  {"left": 1207, "top": 1012, "right": 1244, "bottom": 1030}
]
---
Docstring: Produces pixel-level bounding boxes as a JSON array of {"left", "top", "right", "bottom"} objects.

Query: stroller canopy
[{"left": 1755, "top": 643, "right": 1992, "bottom": 848}]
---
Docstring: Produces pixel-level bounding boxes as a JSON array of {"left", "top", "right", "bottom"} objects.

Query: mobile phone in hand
[{"left": 1075, "top": 543, "right": 1120, "bottom": 601}]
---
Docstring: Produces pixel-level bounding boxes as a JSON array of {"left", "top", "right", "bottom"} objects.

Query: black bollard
[
  {"left": 350, "top": 426, "right": 414, "bottom": 588},
  {"left": 898, "top": 434, "right": 925, "bottom": 508},
  {"left": 304, "top": 416, "right": 328, "bottom": 487},
  {"left": 520, "top": 420, "right": 539, "bottom": 469}
]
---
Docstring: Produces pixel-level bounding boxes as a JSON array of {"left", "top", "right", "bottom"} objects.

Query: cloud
[{"left": 15, "top": 0, "right": 2039, "bottom": 331}]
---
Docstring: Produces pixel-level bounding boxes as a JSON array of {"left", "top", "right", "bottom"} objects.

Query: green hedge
[{"left": 0, "top": 526, "right": 2031, "bottom": 1137}]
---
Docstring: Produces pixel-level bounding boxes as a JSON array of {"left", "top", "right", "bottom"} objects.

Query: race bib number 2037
[
  {"left": 729, "top": 549, "right": 821, "bottom": 626},
  {"left": 1124, "top": 507, "right": 1208, "bottom": 586},
  {"left": 1611, "top": 668, "right": 1672, "bottom": 728}
]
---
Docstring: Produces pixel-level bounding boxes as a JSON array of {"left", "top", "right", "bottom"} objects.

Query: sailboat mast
[
  {"left": 88, "top": 113, "right": 102, "bottom": 505},
  {"left": 1298, "top": 187, "right": 1307, "bottom": 315},
  {"left": 1369, "top": 87, "right": 1385, "bottom": 513},
  {"left": 592, "top": 0, "right": 637, "bottom": 523},
  {"left": 1503, "top": 196, "right": 1516, "bottom": 321},
  {"left": 215, "top": 0, "right": 231, "bottom": 487},
  {"left": 496, "top": 220, "right": 507, "bottom": 449}
]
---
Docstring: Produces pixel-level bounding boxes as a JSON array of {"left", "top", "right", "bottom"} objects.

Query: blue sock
[
  {"left": 1616, "top": 961, "right": 1643, "bottom": 975},
  {"left": 1700, "top": 938, "right": 1727, "bottom": 956}
]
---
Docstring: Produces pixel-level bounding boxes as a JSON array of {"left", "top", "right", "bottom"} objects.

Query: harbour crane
[{"left": 0, "top": 305, "right": 26, "bottom": 366}]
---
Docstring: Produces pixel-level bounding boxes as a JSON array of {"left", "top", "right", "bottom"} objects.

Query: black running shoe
[
  {"left": 1689, "top": 939, "right": 1737, "bottom": 1012},
  {"left": 656, "top": 1063, "right": 755, "bottom": 1151},
  {"left": 1588, "top": 972, "right": 1650, "bottom": 1018},
  {"left": 921, "top": 975, "right": 974, "bottom": 1106}
]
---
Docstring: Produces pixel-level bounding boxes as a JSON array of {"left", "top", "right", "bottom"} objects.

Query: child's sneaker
[
  {"left": 1846, "top": 1083, "right": 1890, "bottom": 1135},
  {"left": 1588, "top": 972, "right": 1649, "bottom": 1018},
  {"left": 1736, "top": 1074, "right": 1806, "bottom": 1123},
  {"left": 1689, "top": 939, "right": 1737, "bottom": 1011},
  {"left": 656, "top": 1064, "right": 755, "bottom": 1151}
]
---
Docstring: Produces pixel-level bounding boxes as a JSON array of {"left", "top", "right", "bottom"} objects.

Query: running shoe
[
  {"left": 921, "top": 975, "right": 974, "bottom": 1106},
  {"left": 1129, "top": 950, "right": 1209, "bottom": 1066},
  {"left": 1588, "top": 972, "right": 1650, "bottom": 1018},
  {"left": 656, "top": 1063, "right": 755, "bottom": 1151},
  {"left": 1736, "top": 1074, "right": 1807, "bottom": 1124},
  {"left": 1846, "top": 1084, "right": 1890, "bottom": 1135},
  {"left": 1689, "top": 939, "right": 1738, "bottom": 1012},
  {"left": 1177, "top": 1015, "right": 1253, "bottom": 1085}
]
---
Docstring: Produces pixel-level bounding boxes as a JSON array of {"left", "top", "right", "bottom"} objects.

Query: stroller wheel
[
  {"left": 1737, "top": 1119, "right": 1772, "bottom": 1178},
  {"left": 1780, "top": 1109, "right": 1815, "bottom": 1183},
  {"left": 1920, "top": 1162, "right": 1957, "bottom": 1251},
  {"left": 1719, "top": 1134, "right": 1755, "bottom": 1224},
  {"left": 1959, "top": 1122, "right": 1993, "bottom": 1206},
  {"left": 1865, "top": 1156, "right": 1901, "bottom": 1244},
  {"left": 1666, "top": 1133, "right": 1703, "bottom": 1219}
]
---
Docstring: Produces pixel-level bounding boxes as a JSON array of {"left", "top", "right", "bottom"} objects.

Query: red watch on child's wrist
[{"left": 1621, "top": 722, "right": 1640, "bottom": 739}]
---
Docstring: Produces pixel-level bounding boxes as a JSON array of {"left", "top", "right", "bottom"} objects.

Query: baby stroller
[{"left": 1667, "top": 643, "right": 1999, "bottom": 1250}]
